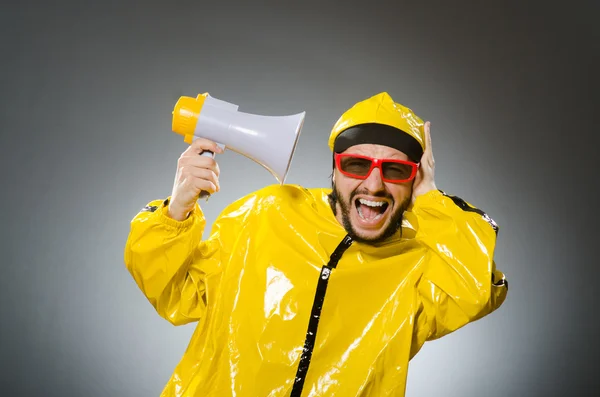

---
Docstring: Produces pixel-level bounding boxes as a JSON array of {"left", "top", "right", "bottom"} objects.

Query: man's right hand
[{"left": 167, "top": 138, "right": 224, "bottom": 221}]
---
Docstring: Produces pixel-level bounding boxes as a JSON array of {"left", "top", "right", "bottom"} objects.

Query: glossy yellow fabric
[
  {"left": 124, "top": 185, "right": 507, "bottom": 396},
  {"left": 328, "top": 92, "right": 426, "bottom": 152}
]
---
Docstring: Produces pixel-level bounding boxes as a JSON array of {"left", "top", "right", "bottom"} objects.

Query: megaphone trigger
[{"left": 197, "top": 142, "right": 226, "bottom": 201}]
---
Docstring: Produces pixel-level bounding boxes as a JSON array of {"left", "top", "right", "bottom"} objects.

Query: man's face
[{"left": 330, "top": 144, "right": 414, "bottom": 244}]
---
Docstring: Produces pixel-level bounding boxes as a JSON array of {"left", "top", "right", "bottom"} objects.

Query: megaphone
[{"left": 171, "top": 92, "right": 305, "bottom": 200}]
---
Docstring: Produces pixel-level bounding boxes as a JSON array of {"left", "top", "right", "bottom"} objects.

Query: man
[{"left": 124, "top": 92, "right": 508, "bottom": 396}]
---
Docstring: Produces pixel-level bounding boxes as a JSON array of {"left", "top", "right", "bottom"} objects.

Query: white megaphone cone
[{"left": 172, "top": 93, "right": 305, "bottom": 200}]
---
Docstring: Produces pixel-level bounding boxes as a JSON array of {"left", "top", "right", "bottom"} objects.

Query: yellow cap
[
  {"left": 328, "top": 92, "right": 425, "bottom": 153},
  {"left": 172, "top": 93, "right": 208, "bottom": 144}
]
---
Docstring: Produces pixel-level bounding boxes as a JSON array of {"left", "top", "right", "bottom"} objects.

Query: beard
[{"left": 327, "top": 181, "right": 410, "bottom": 245}]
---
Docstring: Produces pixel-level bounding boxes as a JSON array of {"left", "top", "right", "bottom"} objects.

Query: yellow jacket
[{"left": 124, "top": 184, "right": 507, "bottom": 396}]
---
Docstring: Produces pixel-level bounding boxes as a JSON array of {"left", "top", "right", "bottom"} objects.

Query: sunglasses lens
[
  {"left": 339, "top": 156, "right": 372, "bottom": 176},
  {"left": 338, "top": 155, "right": 416, "bottom": 181},
  {"left": 382, "top": 162, "right": 413, "bottom": 180}
]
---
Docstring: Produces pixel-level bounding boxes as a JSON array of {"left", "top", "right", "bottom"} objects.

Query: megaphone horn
[{"left": 172, "top": 93, "right": 305, "bottom": 200}]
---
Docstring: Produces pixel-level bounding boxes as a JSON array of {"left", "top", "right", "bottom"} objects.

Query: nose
[{"left": 363, "top": 166, "right": 385, "bottom": 191}]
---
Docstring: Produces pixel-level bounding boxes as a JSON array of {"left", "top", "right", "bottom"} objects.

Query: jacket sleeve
[
  {"left": 409, "top": 189, "right": 508, "bottom": 354},
  {"left": 123, "top": 195, "right": 255, "bottom": 326}
]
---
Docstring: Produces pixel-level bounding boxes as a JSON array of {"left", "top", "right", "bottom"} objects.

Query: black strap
[{"left": 290, "top": 235, "right": 353, "bottom": 396}]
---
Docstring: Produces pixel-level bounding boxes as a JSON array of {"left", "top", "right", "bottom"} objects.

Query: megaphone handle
[{"left": 197, "top": 142, "right": 226, "bottom": 201}]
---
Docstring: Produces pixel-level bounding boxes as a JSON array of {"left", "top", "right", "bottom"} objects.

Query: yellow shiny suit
[{"left": 124, "top": 185, "right": 507, "bottom": 396}]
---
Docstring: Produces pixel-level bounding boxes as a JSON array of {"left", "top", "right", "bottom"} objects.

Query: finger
[
  {"left": 183, "top": 138, "right": 224, "bottom": 156},
  {"left": 179, "top": 155, "right": 220, "bottom": 176},
  {"left": 181, "top": 173, "right": 218, "bottom": 195},
  {"left": 427, "top": 122, "right": 432, "bottom": 151},
  {"left": 427, "top": 122, "right": 434, "bottom": 164},
  {"left": 193, "top": 179, "right": 218, "bottom": 195},
  {"left": 424, "top": 121, "right": 432, "bottom": 153},
  {"left": 422, "top": 122, "right": 434, "bottom": 166},
  {"left": 180, "top": 164, "right": 219, "bottom": 184},
  {"left": 192, "top": 137, "right": 224, "bottom": 153},
  {"left": 180, "top": 167, "right": 220, "bottom": 191}
]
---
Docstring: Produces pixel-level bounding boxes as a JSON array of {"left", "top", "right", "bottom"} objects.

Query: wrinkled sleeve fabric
[
  {"left": 124, "top": 195, "right": 255, "bottom": 326},
  {"left": 410, "top": 189, "right": 508, "bottom": 353}
]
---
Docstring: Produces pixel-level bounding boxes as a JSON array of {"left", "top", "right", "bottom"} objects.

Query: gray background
[{"left": 1, "top": 0, "right": 598, "bottom": 396}]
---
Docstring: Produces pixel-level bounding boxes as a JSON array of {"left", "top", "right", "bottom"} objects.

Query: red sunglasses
[{"left": 334, "top": 153, "right": 419, "bottom": 183}]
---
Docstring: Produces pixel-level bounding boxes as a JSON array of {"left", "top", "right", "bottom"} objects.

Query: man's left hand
[{"left": 411, "top": 121, "right": 437, "bottom": 205}]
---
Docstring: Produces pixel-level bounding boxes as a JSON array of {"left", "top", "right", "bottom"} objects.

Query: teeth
[
  {"left": 357, "top": 198, "right": 386, "bottom": 222},
  {"left": 358, "top": 198, "right": 386, "bottom": 207}
]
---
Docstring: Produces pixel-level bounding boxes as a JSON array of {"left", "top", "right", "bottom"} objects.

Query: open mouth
[{"left": 355, "top": 198, "right": 390, "bottom": 222}]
